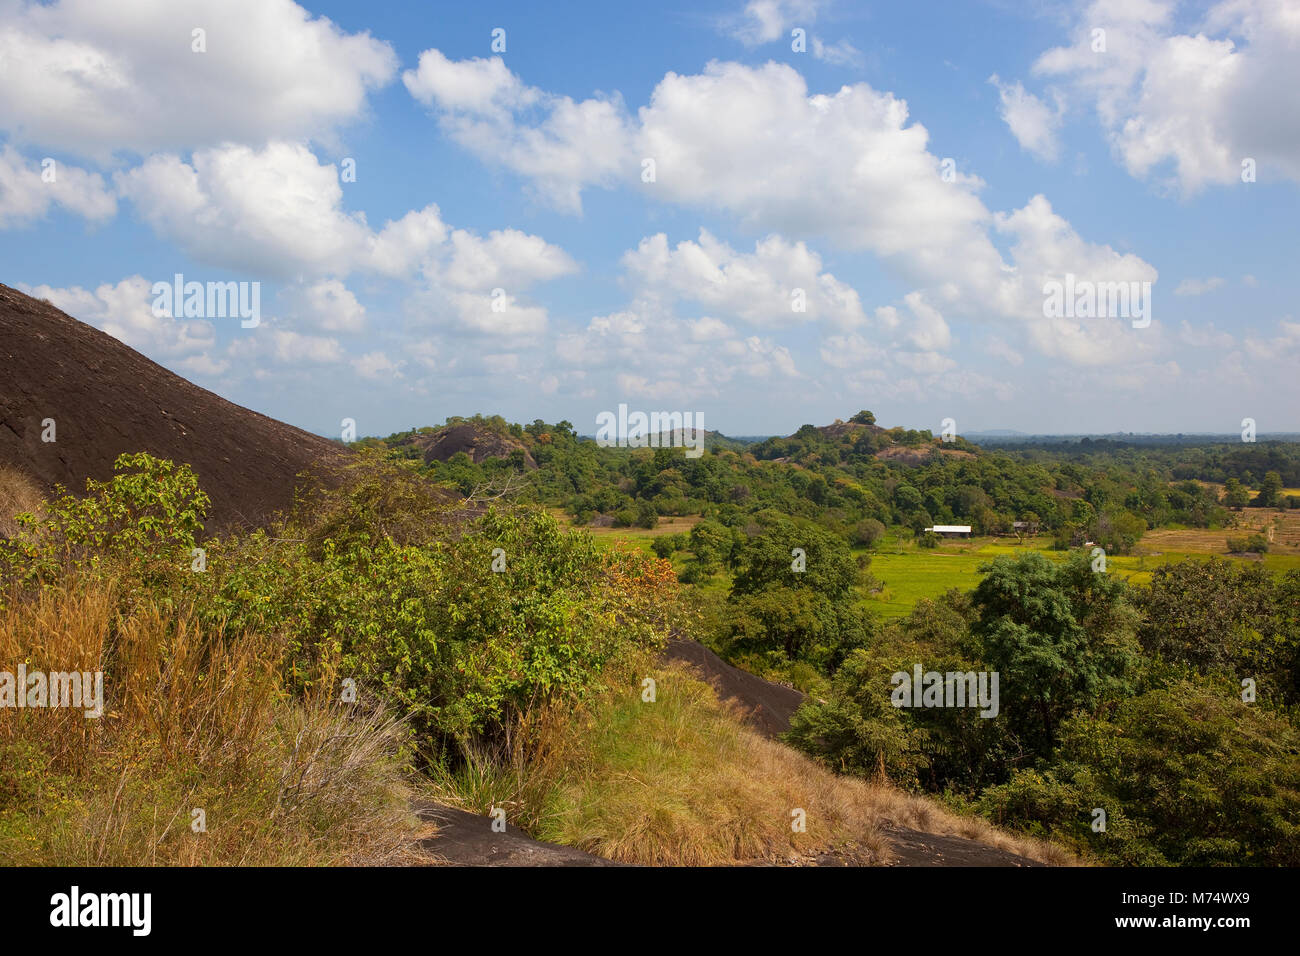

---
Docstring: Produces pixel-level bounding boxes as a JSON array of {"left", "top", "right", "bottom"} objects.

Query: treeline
[
  {"left": 989, "top": 437, "right": 1300, "bottom": 493},
  {"left": 372, "top": 411, "right": 1284, "bottom": 554}
]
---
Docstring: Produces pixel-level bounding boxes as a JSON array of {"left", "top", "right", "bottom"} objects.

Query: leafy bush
[
  {"left": 850, "top": 518, "right": 886, "bottom": 547},
  {"left": 968, "top": 551, "right": 1140, "bottom": 753},
  {"left": 0, "top": 452, "right": 208, "bottom": 608},
  {"left": 182, "top": 468, "right": 682, "bottom": 760},
  {"left": 1225, "top": 533, "right": 1268, "bottom": 554},
  {"left": 980, "top": 679, "right": 1300, "bottom": 865},
  {"left": 784, "top": 648, "right": 930, "bottom": 789}
]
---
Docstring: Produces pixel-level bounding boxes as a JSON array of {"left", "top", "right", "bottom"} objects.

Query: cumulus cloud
[
  {"left": 0, "top": 0, "right": 397, "bottom": 158},
  {"left": 282, "top": 279, "right": 367, "bottom": 333},
  {"left": 405, "top": 54, "right": 1162, "bottom": 367},
  {"left": 1032, "top": 0, "right": 1300, "bottom": 192},
  {"left": 443, "top": 228, "right": 578, "bottom": 291},
  {"left": 620, "top": 229, "right": 866, "bottom": 328},
  {"left": 0, "top": 145, "right": 117, "bottom": 226},
  {"left": 116, "top": 142, "right": 373, "bottom": 277},
  {"left": 114, "top": 140, "right": 576, "bottom": 336},
  {"left": 988, "top": 74, "right": 1064, "bottom": 162},
  {"left": 635, "top": 62, "right": 1157, "bottom": 364},
  {"left": 992, "top": 194, "right": 1160, "bottom": 366},
  {"left": 403, "top": 49, "right": 633, "bottom": 213}
]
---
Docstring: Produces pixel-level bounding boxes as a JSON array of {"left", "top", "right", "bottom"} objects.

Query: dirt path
[
  {"left": 881, "top": 826, "right": 1046, "bottom": 867},
  {"left": 414, "top": 803, "right": 619, "bottom": 867}
]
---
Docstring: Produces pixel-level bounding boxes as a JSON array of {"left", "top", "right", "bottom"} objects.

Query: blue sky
[{"left": 1, "top": 0, "right": 1297, "bottom": 438}]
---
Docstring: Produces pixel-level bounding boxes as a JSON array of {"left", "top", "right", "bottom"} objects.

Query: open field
[
  {"left": 866, "top": 519, "right": 1300, "bottom": 619},
  {"left": 1141, "top": 507, "right": 1300, "bottom": 553},
  {"left": 586, "top": 515, "right": 701, "bottom": 538},
  {"left": 552, "top": 508, "right": 1300, "bottom": 620}
]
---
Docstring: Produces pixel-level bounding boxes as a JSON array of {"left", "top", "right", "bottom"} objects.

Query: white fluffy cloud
[
  {"left": 1032, "top": 0, "right": 1300, "bottom": 192},
  {"left": 0, "top": 0, "right": 396, "bottom": 158},
  {"left": 634, "top": 62, "right": 1158, "bottom": 364},
  {"left": 116, "top": 142, "right": 371, "bottom": 277},
  {"left": 282, "top": 279, "right": 367, "bottom": 333},
  {"left": 408, "top": 53, "right": 1162, "bottom": 367},
  {"left": 403, "top": 49, "right": 633, "bottom": 213},
  {"left": 988, "top": 75, "right": 1064, "bottom": 162},
  {"left": 621, "top": 230, "right": 866, "bottom": 328},
  {"left": 992, "top": 194, "right": 1160, "bottom": 366},
  {"left": 114, "top": 141, "right": 576, "bottom": 337},
  {"left": 443, "top": 228, "right": 578, "bottom": 291},
  {"left": 636, "top": 61, "right": 995, "bottom": 270},
  {"left": 0, "top": 145, "right": 117, "bottom": 226}
]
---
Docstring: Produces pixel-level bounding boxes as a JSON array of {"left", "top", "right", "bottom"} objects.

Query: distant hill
[
  {"left": 389, "top": 422, "right": 537, "bottom": 468},
  {"left": 749, "top": 414, "right": 979, "bottom": 466},
  {"left": 0, "top": 283, "right": 345, "bottom": 529}
]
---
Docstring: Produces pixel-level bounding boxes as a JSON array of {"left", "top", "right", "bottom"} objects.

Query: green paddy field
[{"left": 581, "top": 516, "right": 1300, "bottom": 621}]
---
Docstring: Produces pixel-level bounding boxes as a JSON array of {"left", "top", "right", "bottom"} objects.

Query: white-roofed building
[{"left": 925, "top": 525, "right": 972, "bottom": 539}]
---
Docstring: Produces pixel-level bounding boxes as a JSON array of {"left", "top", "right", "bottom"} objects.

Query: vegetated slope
[
  {"left": 393, "top": 422, "right": 538, "bottom": 468},
  {"left": 748, "top": 415, "right": 982, "bottom": 468},
  {"left": 0, "top": 283, "right": 345, "bottom": 529},
  {"left": 665, "top": 637, "right": 1047, "bottom": 867}
]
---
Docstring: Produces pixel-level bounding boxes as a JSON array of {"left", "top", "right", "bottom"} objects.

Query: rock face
[
  {"left": 398, "top": 423, "right": 537, "bottom": 469},
  {"left": 0, "top": 283, "right": 345, "bottom": 530}
]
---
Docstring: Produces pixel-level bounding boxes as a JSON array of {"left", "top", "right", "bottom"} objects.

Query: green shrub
[
  {"left": 980, "top": 679, "right": 1300, "bottom": 866},
  {"left": 0, "top": 452, "right": 208, "bottom": 607}
]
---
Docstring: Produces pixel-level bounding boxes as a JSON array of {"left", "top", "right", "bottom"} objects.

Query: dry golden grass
[
  {"left": 534, "top": 667, "right": 891, "bottom": 865},
  {"left": 857, "top": 784, "right": 1077, "bottom": 866},
  {"left": 1138, "top": 508, "right": 1300, "bottom": 556},
  {"left": 0, "top": 581, "right": 433, "bottom": 866},
  {"left": 0, "top": 465, "right": 42, "bottom": 539},
  {"left": 434, "top": 659, "right": 1072, "bottom": 867}
]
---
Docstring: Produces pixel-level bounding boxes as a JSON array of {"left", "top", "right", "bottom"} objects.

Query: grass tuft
[{"left": 0, "top": 581, "right": 431, "bottom": 866}]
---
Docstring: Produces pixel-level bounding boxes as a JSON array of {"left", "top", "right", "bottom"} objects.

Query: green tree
[
  {"left": 1223, "top": 477, "right": 1250, "bottom": 508},
  {"left": 968, "top": 552, "right": 1140, "bottom": 752},
  {"left": 785, "top": 648, "right": 929, "bottom": 788},
  {"left": 1255, "top": 471, "right": 1284, "bottom": 508},
  {"left": 981, "top": 679, "right": 1300, "bottom": 865}
]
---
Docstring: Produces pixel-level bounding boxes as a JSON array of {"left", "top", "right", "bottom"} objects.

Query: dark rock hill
[{"left": 0, "top": 283, "right": 345, "bottom": 529}]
